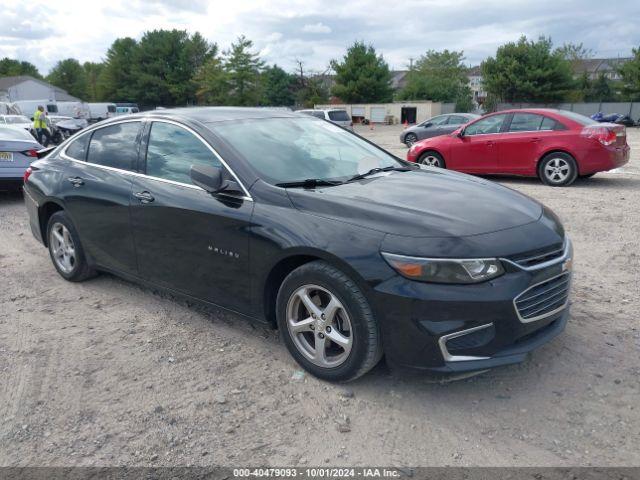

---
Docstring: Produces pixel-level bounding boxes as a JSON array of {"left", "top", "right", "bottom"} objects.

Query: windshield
[
  {"left": 4, "top": 115, "right": 30, "bottom": 124},
  {"left": 211, "top": 117, "right": 401, "bottom": 185},
  {"left": 328, "top": 110, "right": 350, "bottom": 121}
]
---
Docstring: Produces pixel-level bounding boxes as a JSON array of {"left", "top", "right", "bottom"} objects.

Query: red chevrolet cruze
[{"left": 406, "top": 109, "right": 630, "bottom": 186}]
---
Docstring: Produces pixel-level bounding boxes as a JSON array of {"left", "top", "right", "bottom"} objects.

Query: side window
[
  {"left": 65, "top": 133, "right": 90, "bottom": 161},
  {"left": 145, "top": 122, "right": 221, "bottom": 185},
  {"left": 87, "top": 122, "right": 141, "bottom": 171},
  {"left": 312, "top": 111, "right": 325, "bottom": 119},
  {"left": 429, "top": 116, "right": 449, "bottom": 126},
  {"left": 464, "top": 114, "right": 507, "bottom": 135},
  {"left": 509, "top": 113, "right": 543, "bottom": 132},
  {"left": 540, "top": 116, "right": 564, "bottom": 131},
  {"left": 447, "top": 115, "right": 468, "bottom": 125}
]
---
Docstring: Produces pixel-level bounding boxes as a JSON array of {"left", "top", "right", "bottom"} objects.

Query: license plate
[{"left": 0, "top": 152, "right": 14, "bottom": 162}]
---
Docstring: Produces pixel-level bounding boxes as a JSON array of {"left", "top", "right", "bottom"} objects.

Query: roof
[
  {"left": 467, "top": 65, "right": 482, "bottom": 76},
  {"left": 0, "top": 75, "right": 80, "bottom": 102},
  {"left": 572, "top": 57, "right": 632, "bottom": 75},
  {"left": 142, "top": 106, "right": 301, "bottom": 123}
]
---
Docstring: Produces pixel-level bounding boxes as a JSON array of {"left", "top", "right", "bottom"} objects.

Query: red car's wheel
[
  {"left": 417, "top": 151, "right": 445, "bottom": 168},
  {"left": 538, "top": 153, "right": 578, "bottom": 187}
]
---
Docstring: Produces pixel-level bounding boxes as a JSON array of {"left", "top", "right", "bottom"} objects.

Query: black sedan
[
  {"left": 24, "top": 108, "right": 572, "bottom": 382},
  {"left": 400, "top": 113, "right": 480, "bottom": 147}
]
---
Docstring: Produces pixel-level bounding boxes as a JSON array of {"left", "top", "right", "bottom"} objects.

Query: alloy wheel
[
  {"left": 286, "top": 284, "right": 353, "bottom": 368},
  {"left": 405, "top": 134, "right": 417, "bottom": 147},
  {"left": 544, "top": 158, "right": 570, "bottom": 183},
  {"left": 420, "top": 155, "right": 441, "bottom": 167},
  {"left": 50, "top": 222, "right": 76, "bottom": 274}
]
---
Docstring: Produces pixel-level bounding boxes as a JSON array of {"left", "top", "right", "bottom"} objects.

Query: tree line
[{"left": 1, "top": 31, "right": 640, "bottom": 110}]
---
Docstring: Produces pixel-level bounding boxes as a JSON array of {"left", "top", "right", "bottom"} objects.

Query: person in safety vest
[{"left": 33, "top": 106, "right": 51, "bottom": 147}]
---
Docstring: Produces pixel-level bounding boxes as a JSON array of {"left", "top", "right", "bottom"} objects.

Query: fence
[{"left": 496, "top": 102, "right": 640, "bottom": 120}]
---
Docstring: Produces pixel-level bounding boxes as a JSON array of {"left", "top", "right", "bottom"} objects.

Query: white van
[
  {"left": 88, "top": 103, "right": 117, "bottom": 122},
  {"left": 12, "top": 100, "right": 59, "bottom": 117},
  {"left": 56, "top": 101, "right": 91, "bottom": 120},
  {"left": 115, "top": 106, "right": 140, "bottom": 116}
]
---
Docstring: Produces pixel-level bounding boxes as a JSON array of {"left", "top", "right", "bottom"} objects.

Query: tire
[
  {"left": 404, "top": 133, "right": 418, "bottom": 147},
  {"left": 538, "top": 152, "right": 578, "bottom": 187},
  {"left": 276, "top": 261, "right": 383, "bottom": 382},
  {"left": 46, "top": 211, "right": 96, "bottom": 282},
  {"left": 417, "top": 150, "right": 445, "bottom": 168}
]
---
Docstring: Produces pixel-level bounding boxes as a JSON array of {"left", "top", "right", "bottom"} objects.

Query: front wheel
[
  {"left": 404, "top": 133, "right": 418, "bottom": 147},
  {"left": 417, "top": 150, "right": 445, "bottom": 168},
  {"left": 539, "top": 153, "right": 578, "bottom": 186},
  {"left": 276, "top": 261, "right": 383, "bottom": 382}
]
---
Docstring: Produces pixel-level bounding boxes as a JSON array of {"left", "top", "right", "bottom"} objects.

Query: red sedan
[{"left": 406, "top": 109, "right": 630, "bottom": 186}]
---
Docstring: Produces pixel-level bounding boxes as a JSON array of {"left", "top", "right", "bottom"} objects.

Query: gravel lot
[{"left": 1, "top": 125, "right": 639, "bottom": 467}]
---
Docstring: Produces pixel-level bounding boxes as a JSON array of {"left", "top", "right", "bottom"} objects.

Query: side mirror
[
  {"left": 456, "top": 128, "right": 465, "bottom": 138},
  {"left": 190, "top": 164, "right": 223, "bottom": 193},
  {"left": 190, "top": 164, "right": 244, "bottom": 196},
  {"left": 423, "top": 122, "right": 432, "bottom": 128}
]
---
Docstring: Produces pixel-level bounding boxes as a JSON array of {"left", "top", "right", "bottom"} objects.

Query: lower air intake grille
[
  {"left": 515, "top": 273, "right": 570, "bottom": 322},
  {"left": 446, "top": 324, "right": 495, "bottom": 352}
]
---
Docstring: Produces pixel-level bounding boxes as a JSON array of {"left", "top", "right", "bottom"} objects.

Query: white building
[{"left": 0, "top": 75, "right": 80, "bottom": 103}]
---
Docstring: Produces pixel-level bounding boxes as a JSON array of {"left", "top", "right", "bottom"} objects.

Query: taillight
[
  {"left": 23, "top": 167, "right": 32, "bottom": 184},
  {"left": 22, "top": 149, "right": 39, "bottom": 157},
  {"left": 582, "top": 126, "right": 617, "bottom": 146}
]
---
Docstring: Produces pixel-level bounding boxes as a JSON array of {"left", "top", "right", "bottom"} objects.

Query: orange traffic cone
[{"left": 404, "top": 120, "right": 408, "bottom": 128}]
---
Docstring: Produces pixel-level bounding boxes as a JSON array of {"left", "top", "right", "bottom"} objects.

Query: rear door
[
  {"left": 448, "top": 113, "right": 508, "bottom": 173},
  {"left": 498, "top": 113, "right": 558, "bottom": 174},
  {"left": 130, "top": 120, "right": 254, "bottom": 311},
  {"left": 58, "top": 121, "right": 141, "bottom": 274}
]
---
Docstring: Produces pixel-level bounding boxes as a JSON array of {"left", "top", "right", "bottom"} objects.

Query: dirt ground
[{"left": 1, "top": 125, "right": 639, "bottom": 467}]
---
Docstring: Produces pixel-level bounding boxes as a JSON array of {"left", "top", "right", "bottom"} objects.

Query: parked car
[
  {"left": 115, "top": 106, "right": 140, "bottom": 116},
  {"left": 0, "top": 114, "right": 34, "bottom": 135},
  {"left": 24, "top": 107, "right": 572, "bottom": 381},
  {"left": 0, "top": 126, "right": 42, "bottom": 189},
  {"left": 298, "top": 109, "right": 353, "bottom": 130},
  {"left": 406, "top": 109, "right": 630, "bottom": 186},
  {"left": 88, "top": 103, "right": 117, "bottom": 122},
  {"left": 400, "top": 113, "right": 480, "bottom": 146}
]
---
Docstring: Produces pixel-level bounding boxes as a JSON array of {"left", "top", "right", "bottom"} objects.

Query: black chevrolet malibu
[{"left": 23, "top": 108, "right": 573, "bottom": 382}]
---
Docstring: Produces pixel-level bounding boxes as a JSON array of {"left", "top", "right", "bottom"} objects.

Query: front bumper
[{"left": 373, "top": 241, "right": 572, "bottom": 373}]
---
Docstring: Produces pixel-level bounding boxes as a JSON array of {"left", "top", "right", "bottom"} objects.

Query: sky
[{"left": 1, "top": 0, "right": 639, "bottom": 75}]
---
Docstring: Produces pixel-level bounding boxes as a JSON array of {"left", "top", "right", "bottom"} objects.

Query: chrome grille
[
  {"left": 514, "top": 272, "right": 570, "bottom": 322},
  {"left": 509, "top": 242, "right": 565, "bottom": 269}
]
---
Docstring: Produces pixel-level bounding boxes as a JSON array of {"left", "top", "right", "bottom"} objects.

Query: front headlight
[{"left": 381, "top": 252, "right": 504, "bottom": 284}]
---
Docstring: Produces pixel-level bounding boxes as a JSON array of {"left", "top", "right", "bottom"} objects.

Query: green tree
[
  {"left": 223, "top": 35, "right": 264, "bottom": 106},
  {"left": 194, "top": 45, "right": 229, "bottom": 105},
  {"left": 0, "top": 58, "right": 42, "bottom": 78},
  {"left": 482, "top": 36, "right": 575, "bottom": 103},
  {"left": 46, "top": 58, "right": 88, "bottom": 99},
  {"left": 261, "top": 65, "right": 294, "bottom": 106},
  {"left": 330, "top": 41, "right": 392, "bottom": 103},
  {"left": 134, "top": 29, "right": 214, "bottom": 106},
  {"left": 83, "top": 62, "right": 104, "bottom": 101},
  {"left": 399, "top": 50, "right": 472, "bottom": 110},
  {"left": 619, "top": 47, "right": 640, "bottom": 101},
  {"left": 98, "top": 37, "right": 139, "bottom": 102}
]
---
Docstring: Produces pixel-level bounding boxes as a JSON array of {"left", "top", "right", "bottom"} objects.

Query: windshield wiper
[
  {"left": 276, "top": 178, "right": 344, "bottom": 188},
  {"left": 346, "top": 165, "right": 412, "bottom": 183}
]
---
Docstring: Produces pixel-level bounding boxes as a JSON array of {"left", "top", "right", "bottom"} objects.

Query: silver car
[
  {"left": 400, "top": 113, "right": 480, "bottom": 147},
  {"left": 0, "top": 126, "right": 42, "bottom": 189},
  {"left": 298, "top": 109, "right": 353, "bottom": 131}
]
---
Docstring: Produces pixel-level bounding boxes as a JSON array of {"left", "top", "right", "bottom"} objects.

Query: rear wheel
[
  {"left": 404, "top": 133, "right": 418, "bottom": 147},
  {"left": 47, "top": 211, "right": 96, "bottom": 282},
  {"left": 538, "top": 153, "right": 578, "bottom": 186},
  {"left": 276, "top": 261, "right": 382, "bottom": 382},
  {"left": 418, "top": 151, "right": 445, "bottom": 168}
]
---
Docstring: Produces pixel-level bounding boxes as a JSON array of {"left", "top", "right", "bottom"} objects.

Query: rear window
[
  {"left": 65, "top": 133, "right": 91, "bottom": 161},
  {"left": 47, "top": 104, "right": 58, "bottom": 114},
  {"left": 558, "top": 110, "right": 597, "bottom": 126},
  {"left": 328, "top": 110, "right": 350, "bottom": 121},
  {"left": 509, "top": 113, "right": 544, "bottom": 132}
]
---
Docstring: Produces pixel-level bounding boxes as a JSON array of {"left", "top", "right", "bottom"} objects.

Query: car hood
[{"left": 286, "top": 169, "right": 543, "bottom": 238}]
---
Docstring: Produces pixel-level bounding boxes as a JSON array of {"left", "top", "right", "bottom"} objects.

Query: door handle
[
  {"left": 530, "top": 138, "right": 541, "bottom": 142},
  {"left": 67, "top": 176, "right": 84, "bottom": 187},
  {"left": 133, "top": 191, "right": 155, "bottom": 203},
  {"left": 486, "top": 141, "right": 495, "bottom": 146}
]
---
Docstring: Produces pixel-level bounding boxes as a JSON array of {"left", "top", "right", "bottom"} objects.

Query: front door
[
  {"left": 448, "top": 113, "right": 508, "bottom": 173},
  {"left": 58, "top": 121, "right": 142, "bottom": 274},
  {"left": 129, "top": 120, "right": 254, "bottom": 312}
]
